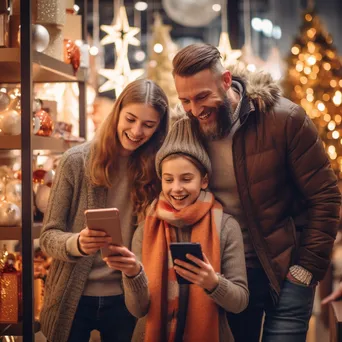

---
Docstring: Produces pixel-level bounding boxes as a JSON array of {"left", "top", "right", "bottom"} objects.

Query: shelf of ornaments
[
  {"left": 0, "top": 48, "right": 85, "bottom": 83},
  {"left": 0, "top": 222, "right": 42, "bottom": 240},
  {"left": 0, "top": 134, "right": 82, "bottom": 152},
  {"left": 0, "top": 320, "right": 41, "bottom": 336}
]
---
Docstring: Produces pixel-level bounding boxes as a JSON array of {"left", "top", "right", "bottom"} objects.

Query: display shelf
[
  {"left": 0, "top": 222, "right": 42, "bottom": 240},
  {"left": 0, "top": 48, "right": 85, "bottom": 83},
  {"left": 0, "top": 320, "right": 40, "bottom": 336},
  {"left": 0, "top": 135, "right": 80, "bottom": 151}
]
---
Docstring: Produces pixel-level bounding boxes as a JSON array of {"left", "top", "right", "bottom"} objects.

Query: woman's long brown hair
[{"left": 88, "top": 79, "right": 169, "bottom": 219}]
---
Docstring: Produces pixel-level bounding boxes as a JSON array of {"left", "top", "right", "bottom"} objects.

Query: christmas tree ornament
[
  {"left": 64, "top": 39, "right": 81, "bottom": 73},
  {"left": 33, "top": 168, "right": 47, "bottom": 184},
  {"left": 0, "top": 201, "right": 21, "bottom": 226},
  {"left": 34, "top": 109, "right": 54, "bottom": 137},
  {"left": 32, "top": 24, "right": 50, "bottom": 52},
  {"left": 35, "top": 184, "right": 51, "bottom": 213},
  {"left": 5, "top": 179, "right": 21, "bottom": 206},
  {"left": 0, "top": 92, "right": 10, "bottom": 111},
  {"left": 0, "top": 109, "right": 21, "bottom": 135}
]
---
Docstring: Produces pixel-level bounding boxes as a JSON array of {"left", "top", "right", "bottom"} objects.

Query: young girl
[
  {"left": 105, "top": 118, "right": 249, "bottom": 341},
  {"left": 39, "top": 79, "right": 169, "bottom": 342}
]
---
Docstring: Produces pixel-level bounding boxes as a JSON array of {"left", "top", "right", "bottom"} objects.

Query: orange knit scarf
[{"left": 142, "top": 190, "right": 222, "bottom": 342}]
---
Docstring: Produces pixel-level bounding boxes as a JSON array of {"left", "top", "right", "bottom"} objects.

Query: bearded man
[{"left": 172, "top": 43, "right": 341, "bottom": 342}]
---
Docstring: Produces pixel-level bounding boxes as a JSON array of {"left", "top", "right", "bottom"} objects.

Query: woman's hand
[
  {"left": 174, "top": 253, "right": 219, "bottom": 292},
  {"left": 78, "top": 227, "right": 112, "bottom": 255},
  {"left": 103, "top": 245, "right": 141, "bottom": 278}
]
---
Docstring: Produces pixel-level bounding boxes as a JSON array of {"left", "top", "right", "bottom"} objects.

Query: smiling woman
[
  {"left": 39, "top": 79, "right": 169, "bottom": 342},
  {"left": 117, "top": 103, "right": 161, "bottom": 156}
]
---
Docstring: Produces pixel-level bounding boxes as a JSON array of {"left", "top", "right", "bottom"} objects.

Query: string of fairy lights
[{"left": 283, "top": 9, "right": 342, "bottom": 178}]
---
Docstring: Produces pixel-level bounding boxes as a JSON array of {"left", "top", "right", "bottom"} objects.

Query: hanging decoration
[
  {"left": 99, "top": 4, "right": 143, "bottom": 97},
  {"left": 217, "top": 0, "right": 241, "bottom": 68},
  {"left": 282, "top": 3, "right": 342, "bottom": 177},
  {"left": 146, "top": 13, "right": 179, "bottom": 108}
]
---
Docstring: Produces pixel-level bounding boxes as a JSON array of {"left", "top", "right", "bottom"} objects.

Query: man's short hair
[{"left": 172, "top": 43, "right": 224, "bottom": 77}]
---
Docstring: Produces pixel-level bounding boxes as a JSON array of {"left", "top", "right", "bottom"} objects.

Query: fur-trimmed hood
[{"left": 230, "top": 64, "right": 282, "bottom": 113}]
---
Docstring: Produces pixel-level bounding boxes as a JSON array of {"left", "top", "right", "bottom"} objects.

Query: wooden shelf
[
  {"left": 0, "top": 48, "right": 85, "bottom": 83},
  {"left": 0, "top": 134, "right": 80, "bottom": 151},
  {"left": 0, "top": 222, "right": 42, "bottom": 240},
  {"left": 0, "top": 320, "right": 40, "bottom": 336}
]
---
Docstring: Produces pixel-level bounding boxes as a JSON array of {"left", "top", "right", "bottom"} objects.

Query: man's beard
[{"left": 187, "top": 93, "right": 233, "bottom": 141}]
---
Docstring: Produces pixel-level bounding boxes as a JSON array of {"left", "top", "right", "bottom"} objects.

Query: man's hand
[
  {"left": 78, "top": 227, "right": 112, "bottom": 255},
  {"left": 174, "top": 253, "right": 219, "bottom": 292},
  {"left": 103, "top": 245, "right": 141, "bottom": 277},
  {"left": 322, "top": 282, "right": 342, "bottom": 305}
]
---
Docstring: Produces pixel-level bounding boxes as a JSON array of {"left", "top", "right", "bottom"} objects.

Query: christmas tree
[
  {"left": 282, "top": 8, "right": 342, "bottom": 178},
  {"left": 146, "top": 13, "right": 179, "bottom": 109}
]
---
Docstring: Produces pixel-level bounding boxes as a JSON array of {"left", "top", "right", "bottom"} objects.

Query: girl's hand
[
  {"left": 103, "top": 245, "right": 141, "bottom": 277},
  {"left": 78, "top": 227, "right": 112, "bottom": 255},
  {"left": 174, "top": 253, "right": 219, "bottom": 292}
]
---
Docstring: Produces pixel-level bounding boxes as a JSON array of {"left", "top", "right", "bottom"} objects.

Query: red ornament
[
  {"left": 64, "top": 39, "right": 81, "bottom": 73},
  {"left": 33, "top": 168, "right": 47, "bottom": 184},
  {"left": 34, "top": 110, "right": 54, "bottom": 137}
]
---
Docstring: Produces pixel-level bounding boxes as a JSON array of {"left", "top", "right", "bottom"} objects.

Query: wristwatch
[{"left": 289, "top": 265, "right": 313, "bottom": 286}]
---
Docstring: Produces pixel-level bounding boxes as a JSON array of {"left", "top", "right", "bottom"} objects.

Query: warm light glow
[
  {"left": 335, "top": 115, "right": 342, "bottom": 124},
  {"left": 307, "top": 94, "right": 314, "bottom": 102},
  {"left": 327, "top": 50, "right": 335, "bottom": 59},
  {"left": 291, "top": 46, "right": 300, "bottom": 55},
  {"left": 305, "top": 14, "right": 312, "bottom": 21},
  {"left": 212, "top": 4, "right": 221, "bottom": 11},
  {"left": 153, "top": 43, "right": 163, "bottom": 53},
  {"left": 135, "top": 1, "right": 148, "bottom": 11},
  {"left": 323, "top": 63, "right": 331, "bottom": 71},
  {"left": 324, "top": 114, "right": 331, "bottom": 122},
  {"left": 330, "top": 80, "right": 337, "bottom": 88},
  {"left": 328, "top": 145, "right": 336, "bottom": 154},
  {"left": 89, "top": 46, "right": 99, "bottom": 56},
  {"left": 73, "top": 4, "right": 80, "bottom": 12},
  {"left": 323, "top": 94, "right": 330, "bottom": 101},
  {"left": 306, "top": 88, "right": 313, "bottom": 94},
  {"left": 307, "top": 42, "right": 315, "bottom": 53},
  {"left": 312, "top": 65, "right": 319, "bottom": 73},
  {"left": 304, "top": 67, "right": 311, "bottom": 75},
  {"left": 328, "top": 121, "right": 336, "bottom": 131},
  {"left": 300, "top": 76, "right": 308, "bottom": 84},
  {"left": 332, "top": 131, "right": 340, "bottom": 139},
  {"left": 333, "top": 91, "right": 342, "bottom": 106},
  {"left": 317, "top": 102, "right": 326, "bottom": 111},
  {"left": 307, "top": 55, "right": 316, "bottom": 65},
  {"left": 307, "top": 28, "right": 316, "bottom": 38},
  {"left": 296, "top": 63, "right": 304, "bottom": 72},
  {"left": 247, "top": 64, "right": 257, "bottom": 72}
]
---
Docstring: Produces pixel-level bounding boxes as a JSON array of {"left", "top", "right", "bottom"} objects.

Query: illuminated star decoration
[
  {"left": 217, "top": 32, "right": 242, "bottom": 68},
  {"left": 99, "top": 5, "right": 144, "bottom": 97},
  {"left": 98, "top": 54, "right": 144, "bottom": 95},
  {"left": 100, "top": 6, "right": 140, "bottom": 50}
]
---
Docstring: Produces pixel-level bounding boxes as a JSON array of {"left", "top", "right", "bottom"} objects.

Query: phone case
[
  {"left": 84, "top": 208, "right": 122, "bottom": 258},
  {"left": 169, "top": 242, "right": 203, "bottom": 285}
]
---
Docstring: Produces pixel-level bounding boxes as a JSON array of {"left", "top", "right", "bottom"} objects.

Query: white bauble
[
  {"left": 0, "top": 109, "right": 21, "bottom": 135},
  {"left": 0, "top": 201, "right": 21, "bottom": 226},
  {"left": 32, "top": 24, "right": 50, "bottom": 52},
  {"left": 6, "top": 179, "right": 21, "bottom": 206},
  {"left": 35, "top": 184, "right": 51, "bottom": 213}
]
